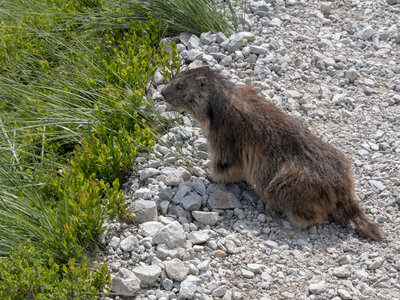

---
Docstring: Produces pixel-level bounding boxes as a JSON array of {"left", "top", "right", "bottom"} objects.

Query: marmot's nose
[{"left": 160, "top": 87, "right": 166, "bottom": 98}]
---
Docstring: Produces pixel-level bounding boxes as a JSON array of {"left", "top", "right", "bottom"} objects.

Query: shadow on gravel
[{"left": 223, "top": 180, "right": 368, "bottom": 249}]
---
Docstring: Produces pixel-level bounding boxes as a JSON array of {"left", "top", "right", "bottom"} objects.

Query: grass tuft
[{"left": 81, "top": 0, "right": 244, "bottom": 36}]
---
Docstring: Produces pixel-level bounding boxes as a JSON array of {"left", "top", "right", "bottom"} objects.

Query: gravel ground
[{"left": 101, "top": 1, "right": 400, "bottom": 299}]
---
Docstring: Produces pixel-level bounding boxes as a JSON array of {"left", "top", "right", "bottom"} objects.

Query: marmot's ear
[{"left": 196, "top": 76, "right": 207, "bottom": 87}]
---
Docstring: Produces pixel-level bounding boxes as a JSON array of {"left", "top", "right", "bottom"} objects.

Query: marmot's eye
[{"left": 176, "top": 84, "right": 183, "bottom": 90}]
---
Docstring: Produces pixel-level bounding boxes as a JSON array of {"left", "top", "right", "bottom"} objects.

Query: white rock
[
  {"left": 250, "top": 1, "right": 269, "bottom": 13},
  {"left": 345, "top": 68, "right": 358, "bottom": 83},
  {"left": 364, "top": 78, "right": 375, "bottom": 87},
  {"left": 178, "top": 32, "right": 192, "bottom": 46},
  {"left": 223, "top": 290, "right": 233, "bottom": 300},
  {"left": 120, "top": 235, "right": 139, "bottom": 252},
  {"left": 200, "top": 32, "right": 214, "bottom": 45},
  {"left": 320, "top": 2, "right": 332, "bottom": 14},
  {"left": 225, "top": 239, "right": 239, "bottom": 254},
  {"left": 132, "top": 265, "right": 162, "bottom": 287},
  {"left": 176, "top": 43, "right": 186, "bottom": 52},
  {"left": 187, "top": 35, "right": 200, "bottom": 50},
  {"left": 261, "top": 271, "right": 273, "bottom": 283},
  {"left": 338, "top": 289, "right": 352, "bottom": 300},
  {"left": 227, "top": 34, "right": 246, "bottom": 53},
  {"left": 212, "top": 285, "right": 228, "bottom": 297},
  {"left": 333, "top": 265, "right": 352, "bottom": 278},
  {"left": 237, "top": 31, "right": 255, "bottom": 42},
  {"left": 186, "top": 49, "right": 203, "bottom": 62},
  {"left": 156, "top": 244, "right": 182, "bottom": 259},
  {"left": 215, "top": 32, "right": 227, "bottom": 44},
  {"left": 153, "top": 221, "right": 186, "bottom": 249},
  {"left": 164, "top": 171, "right": 184, "bottom": 186},
  {"left": 357, "top": 26, "right": 376, "bottom": 40},
  {"left": 220, "top": 56, "right": 233, "bottom": 66},
  {"left": 134, "top": 187, "right": 152, "bottom": 200},
  {"left": 177, "top": 167, "right": 191, "bottom": 181},
  {"left": 165, "top": 258, "right": 189, "bottom": 281},
  {"left": 188, "top": 230, "right": 210, "bottom": 244},
  {"left": 241, "top": 269, "right": 255, "bottom": 279},
  {"left": 192, "top": 166, "right": 206, "bottom": 177},
  {"left": 111, "top": 268, "right": 141, "bottom": 294},
  {"left": 202, "top": 54, "right": 214, "bottom": 62},
  {"left": 323, "top": 57, "right": 335, "bottom": 67},
  {"left": 368, "top": 257, "right": 384, "bottom": 270},
  {"left": 130, "top": 200, "right": 157, "bottom": 224},
  {"left": 109, "top": 236, "right": 120, "bottom": 249},
  {"left": 197, "top": 260, "right": 209, "bottom": 271},
  {"left": 179, "top": 275, "right": 201, "bottom": 298},
  {"left": 269, "top": 18, "right": 282, "bottom": 27},
  {"left": 153, "top": 70, "right": 164, "bottom": 85},
  {"left": 247, "top": 263, "right": 265, "bottom": 274},
  {"left": 194, "top": 137, "right": 207, "bottom": 151},
  {"left": 369, "top": 180, "right": 386, "bottom": 191},
  {"left": 286, "top": 90, "right": 302, "bottom": 99},
  {"left": 192, "top": 211, "right": 219, "bottom": 225},
  {"left": 249, "top": 45, "right": 266, "bottom": 54},
  {"left": 265, "top": 240, "right": 278, "bottom": 249},
  {"left": 308, "top": 280, "right": 326, "bottom": 295},
  {"left": 138, "top": 221, "right": 163, "bottom": 238}
]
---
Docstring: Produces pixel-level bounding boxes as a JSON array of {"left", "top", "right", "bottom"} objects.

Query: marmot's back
[{"left": 232, "top": 85, "right": 349, "bottom": 179}]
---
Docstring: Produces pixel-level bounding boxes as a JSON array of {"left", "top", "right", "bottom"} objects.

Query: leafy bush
[
  {"left": 0, "top": 244, "right": 110, "bottom": 300},
  {"left": 73, "top": 126, "right": 153, "bottom": 183},
  {"left": 0, "top": 0, "right": 181, "bottom": 265}
]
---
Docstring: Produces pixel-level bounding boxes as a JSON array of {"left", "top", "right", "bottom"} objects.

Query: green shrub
[
  {"left": 47, "top": 159, "right": 132, "bottom": 262},
  {"left": 73, "top": 125, "right": 154, "bottom": 184},
  {"left": 0, "top": 152, "right": 130, "bottom": 262},
  {"left": 0, "top": 0, "right": 185, "bottom": 296},
  {"left": 0, "top": 244, "right": 110, "bottom": 300}
]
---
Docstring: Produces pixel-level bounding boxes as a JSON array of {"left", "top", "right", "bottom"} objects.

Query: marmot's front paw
[
  {"left": 209, "top": 170, "right": 236, "bottom": 184},
  {"left": 205, "top": 173, "right": 214, "bottom": 182},
  {"left": 207, "top": 172, "right": 224, "bottom": 183}
]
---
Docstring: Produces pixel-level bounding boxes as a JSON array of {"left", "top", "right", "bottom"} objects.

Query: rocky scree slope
[{"left": 101, "top": 0, "right": 400, "bottom": 299}]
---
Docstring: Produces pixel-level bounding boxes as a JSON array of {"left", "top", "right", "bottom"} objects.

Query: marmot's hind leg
[{"left": 265, "top": 163, "right": 334, "bottom": 229}]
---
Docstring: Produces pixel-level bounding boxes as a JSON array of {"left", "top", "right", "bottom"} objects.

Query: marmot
[{"left": 161, "top": 66, "right": 382, "bottom": 241}]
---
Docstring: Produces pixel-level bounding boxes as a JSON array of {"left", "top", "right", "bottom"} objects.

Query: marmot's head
[{"left": 161, "top": 67, "right": 229, "bottom": 123}]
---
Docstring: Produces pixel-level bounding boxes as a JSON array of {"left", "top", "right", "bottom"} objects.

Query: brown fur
[{"left": 161, "top": 67, "right": 383, "bottom": 241}]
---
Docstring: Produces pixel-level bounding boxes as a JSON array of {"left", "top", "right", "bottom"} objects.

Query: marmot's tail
[
  {"left": 337, "top": 198, "right": 383, "bottom": 242},
  {"left": 352, "top": 209, "right": 382, "bottom": 241}
]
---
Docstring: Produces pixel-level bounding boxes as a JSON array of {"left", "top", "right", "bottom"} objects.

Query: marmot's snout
[
  {"left": 160, "top": 84, "right": 168, "bottom": 100},
  {"left": 161, "top": 82, "right": 178, "bottom": 107}
]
